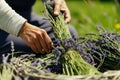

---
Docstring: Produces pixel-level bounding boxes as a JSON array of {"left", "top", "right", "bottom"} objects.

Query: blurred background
[{"left": 33, "top": 0, "right": 120, "bottom": 36}]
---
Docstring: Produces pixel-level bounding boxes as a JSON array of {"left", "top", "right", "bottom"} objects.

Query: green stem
[{"left": 45, "top": 3, "right": 72, "bottom": 40}]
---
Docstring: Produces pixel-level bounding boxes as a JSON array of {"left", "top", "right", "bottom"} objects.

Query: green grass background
[{"left": 33, "top": 0, "right": 120, "bottom": 36}]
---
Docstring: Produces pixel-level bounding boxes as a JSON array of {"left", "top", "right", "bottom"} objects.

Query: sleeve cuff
[{"left": 0, "top": 0, "right": 27, "bottom": 36}]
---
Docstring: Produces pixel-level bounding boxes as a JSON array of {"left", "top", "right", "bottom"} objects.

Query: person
[{"left": 0, "top": 0, "right": 78, "bottom": 55}]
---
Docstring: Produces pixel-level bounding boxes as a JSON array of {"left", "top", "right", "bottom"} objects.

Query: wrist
[{"left": 18, "top": 21, "right": 28, "bottom": 37}]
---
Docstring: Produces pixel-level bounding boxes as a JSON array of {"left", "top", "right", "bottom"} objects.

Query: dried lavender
[
  {"left": 1, "top": 24, "right": 120, "bottom": 80},
  {"left": 11, "top": 41, "right": 15, "bottom": 58},
  {"left": 76, "top": 26, "right": 120, "bottom": 72}
]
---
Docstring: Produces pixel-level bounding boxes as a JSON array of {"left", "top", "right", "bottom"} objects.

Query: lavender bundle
[
  {"left": 44, "top": 0, "right": 100, "bottom": 75},
  {"left": 80, "top": 26, "right": 120, "bottom": 72}
]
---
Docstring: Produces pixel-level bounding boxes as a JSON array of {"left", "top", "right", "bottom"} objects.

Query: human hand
[
  {"left": 54, "top": 0, "right": 71, "bottom": 23},
  {"left": 18, "top": 22, "right": 53, "bottom": 54}
]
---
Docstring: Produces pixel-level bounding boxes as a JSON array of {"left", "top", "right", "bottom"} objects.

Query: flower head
[{"left": 115, "top": 23, "right": 120, "bottom": 29}]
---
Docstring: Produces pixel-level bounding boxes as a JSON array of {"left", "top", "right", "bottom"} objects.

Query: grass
[{"left": 33, "top": 0, "right": 120, "bottom": 36}]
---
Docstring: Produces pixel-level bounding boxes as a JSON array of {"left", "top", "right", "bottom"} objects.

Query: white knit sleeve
[{"left": 0, "top": 0, "right": 27, "bottom": 36}]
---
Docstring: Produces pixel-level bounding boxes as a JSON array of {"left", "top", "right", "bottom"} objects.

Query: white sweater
[{"left": 0, "top": 0, "right": 27, "bottom": 36}]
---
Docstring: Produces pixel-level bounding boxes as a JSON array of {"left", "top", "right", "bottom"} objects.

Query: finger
[
  {"left": 38, "top": 36, "right": 46, "bottom": 54},
  {"left": 28, "top": 36, "right": 39, "bottom": 53},
  {"left": 43, "top": 32, "right": 54, "bottom": 53},
  {"left": 65, "top": 13, "right": 71, "bottom": 24},
  {"left": 60, "top": 1, "right": 71, "bottom": 23},
  {"left": 63, "top": 9, "right": 71, "bottom": 24},
  {"left": 38, "top": 30, "right": 49, "bottom": 53},
  {"left": 54, "top": 1, "right": 61, "bottom": 16},
  {"left": 33, "top": 40, "right": 40, "bottom": 53},
  {"left": 35, "top": 32, "right": 45, "bottom": 54},
  {"left": 37, "top": 43, "right": 43, "bottom": 54},
  {"left": 34, "top": 35, "right": 43, "bottom": 54}
]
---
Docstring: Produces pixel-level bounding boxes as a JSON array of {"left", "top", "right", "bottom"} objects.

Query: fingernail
[
  {"left": 54, "top": 12, "right": 59, "bottom": 16},
  {"left": 51, "top": 43, "right": 54, "bottom": 48},
  {"left": 42, "top": 49, "right": 44, "bottom": 52}
]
